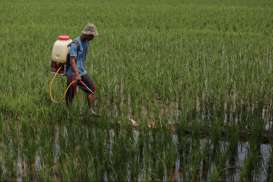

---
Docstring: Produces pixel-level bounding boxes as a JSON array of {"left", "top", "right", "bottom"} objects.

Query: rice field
[{"left": 0, "top": 0, "right": 272, "bottom": 180}]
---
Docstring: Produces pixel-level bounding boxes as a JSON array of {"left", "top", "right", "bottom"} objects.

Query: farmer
[{"left": 65, "top": 23, "right": 98, "bottom": 114}]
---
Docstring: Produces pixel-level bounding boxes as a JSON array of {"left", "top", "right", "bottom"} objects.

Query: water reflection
[
  {"left": 9, "top": 123, "right": 273, "bottom": 181},
  {"left": 256, "top": 144, "right": 271, "bottom": 181}
]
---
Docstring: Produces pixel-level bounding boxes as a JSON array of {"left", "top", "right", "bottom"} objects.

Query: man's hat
[{"left": 81, "top": 23, "right": 98, "bottom": 36}]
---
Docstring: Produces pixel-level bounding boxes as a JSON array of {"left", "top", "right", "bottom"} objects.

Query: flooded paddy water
[{"left": 1, "top": 115, "right": 272, "bottom": 181}]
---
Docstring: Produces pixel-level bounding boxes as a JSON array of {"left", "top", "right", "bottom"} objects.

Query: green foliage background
[
  {"left": 0, "top": 0, "right": 272, "bottom": 120},
  {"left": 0, "top": 0, "right": 272, "bottom": 180}
]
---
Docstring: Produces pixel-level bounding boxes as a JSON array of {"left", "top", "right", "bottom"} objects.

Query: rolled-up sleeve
[{"left": 70, "top": 43, "right": 78, "bottom": 57}]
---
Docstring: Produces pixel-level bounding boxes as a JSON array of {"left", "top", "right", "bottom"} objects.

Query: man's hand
[{"left": 75, "top": 72, "right": 81, "bottom": 81}]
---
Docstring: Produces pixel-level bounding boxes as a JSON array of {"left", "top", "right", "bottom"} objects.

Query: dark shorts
[{"left": 65, "top": 74, "right": 96, "bottom": 104}]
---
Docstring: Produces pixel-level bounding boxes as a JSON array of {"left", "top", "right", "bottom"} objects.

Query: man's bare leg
[{"left": 87, "top": 94, "right": 96, "bottom": 114}]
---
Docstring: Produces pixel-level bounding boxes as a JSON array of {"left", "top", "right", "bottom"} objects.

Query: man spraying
[{"left": 65, "top": 23, "right": 98, "bottom": 115}]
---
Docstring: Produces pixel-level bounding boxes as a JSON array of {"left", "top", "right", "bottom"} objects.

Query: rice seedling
[{"left": 0, "top": 0, "right": 272, "bottom": 180}]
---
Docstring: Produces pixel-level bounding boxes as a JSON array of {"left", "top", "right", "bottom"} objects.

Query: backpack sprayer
[
  {"left": 51, "top": 35, "right": 72, "bottom": 74},
  {"left": 48, "top": 35, "right": 73, "bottom": 103}
]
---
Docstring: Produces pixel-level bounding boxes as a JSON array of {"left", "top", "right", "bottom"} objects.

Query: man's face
[{"left": 85, "top": 34, "right": 94, "bottom": 41}]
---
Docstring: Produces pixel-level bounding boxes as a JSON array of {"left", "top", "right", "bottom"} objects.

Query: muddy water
[{"left": 11, "top": 124, "right": 272, "bottom": 181}]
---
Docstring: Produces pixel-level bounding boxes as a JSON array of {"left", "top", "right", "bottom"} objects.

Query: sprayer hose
[{"left": 48, "top": 67, "right": 76, "bottom": 103}]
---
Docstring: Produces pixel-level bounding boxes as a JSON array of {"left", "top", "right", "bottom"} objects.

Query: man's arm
[{"left": 70, "top": 57, "right": 81, "bottom": 80}]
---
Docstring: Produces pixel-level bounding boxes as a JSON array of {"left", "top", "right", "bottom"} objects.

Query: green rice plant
[
  {"left": 208, "top": 164, "right": 222, "bottom": 182},
  {"left": 239, "top": 134, "right": 261, "bottom": 181},
  {"left": 0, "top": 0, "right": 273, "bottom": 180}
]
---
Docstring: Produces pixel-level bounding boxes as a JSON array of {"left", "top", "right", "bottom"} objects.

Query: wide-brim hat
[{"left": 81, "top": 23, "right": 99, "bottom": 36}]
